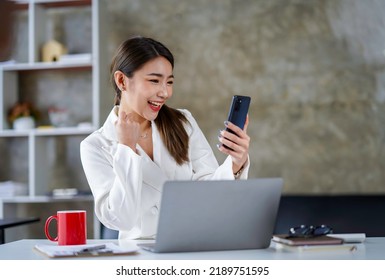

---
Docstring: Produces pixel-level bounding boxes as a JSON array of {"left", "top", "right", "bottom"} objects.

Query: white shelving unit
[{"left": 0, "top": 0, "right": 109, "bottom": 240}]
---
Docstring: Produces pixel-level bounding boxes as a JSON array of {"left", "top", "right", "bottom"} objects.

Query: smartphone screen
[{"left": 225, "top": 95, "right": 251, "bottom": 135}]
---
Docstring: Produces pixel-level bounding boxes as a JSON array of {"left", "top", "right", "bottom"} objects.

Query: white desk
[{"left": 0, "top": 238, "right": 384, "bottom": 260}]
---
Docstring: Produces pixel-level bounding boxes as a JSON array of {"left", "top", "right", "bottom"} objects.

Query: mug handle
[{"left": 44, "top": 215, "right": 58, "bottom": 242}]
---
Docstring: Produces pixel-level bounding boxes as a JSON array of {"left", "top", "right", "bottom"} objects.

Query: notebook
[{"left": 137, "top": 178, "right": 283, "bottom": 253}]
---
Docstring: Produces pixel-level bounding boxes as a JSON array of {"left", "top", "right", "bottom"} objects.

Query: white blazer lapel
[
  {"left": 140, "top": 152, "right": 168, "bottom": 193},
  {"left": 139, "top": 121, "right": 177, "bottom": 192}
]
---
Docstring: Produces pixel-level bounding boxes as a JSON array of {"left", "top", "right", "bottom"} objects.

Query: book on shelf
[
  {"left": 0, "top": 181, "right": 28, "bottom": 197},
  {"left": 58, "top": 53, "right": 92, "bottom": 64}
]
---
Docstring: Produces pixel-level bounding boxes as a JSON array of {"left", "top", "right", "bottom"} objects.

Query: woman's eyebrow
[{"left": 147, "top": 73, "right": 174, "bottom": 79}]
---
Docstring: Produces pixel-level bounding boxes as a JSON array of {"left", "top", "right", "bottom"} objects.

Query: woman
[{"left": 80, "top": 36, "right": 250, "bottom": 240}]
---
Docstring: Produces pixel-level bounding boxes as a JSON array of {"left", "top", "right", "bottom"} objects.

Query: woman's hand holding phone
[{"left": 218, "top": 116, "right": 250, "bottom": 174}]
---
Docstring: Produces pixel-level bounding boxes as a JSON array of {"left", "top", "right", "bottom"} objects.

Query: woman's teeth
[{"left": 149, "top": 101, "right": 161, "bottom": 107}]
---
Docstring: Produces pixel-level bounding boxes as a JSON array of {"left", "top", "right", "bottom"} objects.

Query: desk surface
[{"left": 0, "top": 238, "right": 384, "bottom": 260}]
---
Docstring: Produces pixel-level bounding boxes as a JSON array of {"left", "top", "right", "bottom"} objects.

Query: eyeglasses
[{"left": 289, "top": 224, "right": 333, "bottom": 238}]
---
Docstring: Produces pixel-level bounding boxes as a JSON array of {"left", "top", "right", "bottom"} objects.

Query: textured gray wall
[
  {"left": 7, "top": 0, "right": 385, "bottom": 195},
  {"left": 105, "top": 0, "right": 385, "bottom": 194}
]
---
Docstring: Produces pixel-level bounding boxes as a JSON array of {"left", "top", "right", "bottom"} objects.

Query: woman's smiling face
[{"left": 120, "top": 56, "right": 174, "bottom": 122}]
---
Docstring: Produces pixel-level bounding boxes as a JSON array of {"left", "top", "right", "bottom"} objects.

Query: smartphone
[
  {"left": 225, "top": 95, "right": 251, "bottom": 135},
  {"left": 222, "top": 95, "right": 250, "bottom": 150}
]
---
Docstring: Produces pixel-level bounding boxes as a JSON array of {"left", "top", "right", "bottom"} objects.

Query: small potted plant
[{"left": 7, "top": 101, "right": 40, "bottom": 130}]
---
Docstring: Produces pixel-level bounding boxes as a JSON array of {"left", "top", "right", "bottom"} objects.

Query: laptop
[{"left": 137, "top": 178, "right": 283, "bottom": 253}]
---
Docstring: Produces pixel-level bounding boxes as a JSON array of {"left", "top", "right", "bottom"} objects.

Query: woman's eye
[
  {"left": 167, "top": 80, "right": 174, "bottom": 86},
  {"left": 149, "top": 79, "right": 159, "bottom": 84}
]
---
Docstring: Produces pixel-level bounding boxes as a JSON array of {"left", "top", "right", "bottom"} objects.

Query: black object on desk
[{"left": 0, "top": 217, "right": 40, "bottom": 244}]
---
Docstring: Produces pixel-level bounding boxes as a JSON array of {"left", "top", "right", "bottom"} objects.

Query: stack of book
[
  {"left": 0, "top": 181, "right": 28, "bottom": 197},
  {"left": 272, "top": 233, "right": 365, "bottom": 252}
]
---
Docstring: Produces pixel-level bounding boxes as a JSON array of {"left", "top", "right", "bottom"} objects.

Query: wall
[
  {"left": 9, "top": 0, "right": 385, "bottom": 194},
  {"left": 106, "top": 0, "right": 385, "bottom": 194}
]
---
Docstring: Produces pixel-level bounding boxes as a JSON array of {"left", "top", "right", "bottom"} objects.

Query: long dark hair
[{"left": 110, "top": 36, "right": 189, "bottom": 165}]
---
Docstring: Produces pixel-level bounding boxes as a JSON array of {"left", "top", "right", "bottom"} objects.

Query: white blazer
[{"left": 80, "top": 106, "right": 249, "bottom": 240}]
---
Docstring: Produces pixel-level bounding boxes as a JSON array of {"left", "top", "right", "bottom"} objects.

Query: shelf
[
  {"left": 0, "top": 127, "right": 94, "bottom": 137},
  {"left": 33, "top": 0, "right": 91, "bottom": 8},
  {"left": 0, "top": 61, "right": 92, "bottom": 72},
  {"left": 0, "top": 0, "right": 106, "bottom": 242},
  {"left": 13, "top": 0, "right": 91, "bottom": 8},
  {"left": 0, "top": 130, "right": 30, "bottom": 137},
  {"left": 0, "top": 195, "right": 94, "bottom": 203},
  {"left": 0, "top": 0, "right": 107, "bottom": 241},
  {"left": 34, "top": 126, "right": 95, "bottom": 136}
]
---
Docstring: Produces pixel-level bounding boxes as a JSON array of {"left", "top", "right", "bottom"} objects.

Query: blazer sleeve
[
  {"left": 181, "top": 109, "right": 249, "bottom": 180},
  {"left": 80, "top": 136, "right": 143, "bottom": 232}
]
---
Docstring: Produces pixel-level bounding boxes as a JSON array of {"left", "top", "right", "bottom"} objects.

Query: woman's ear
[{"left": 114, "top": 71, "right": 126, "bottom": 91}]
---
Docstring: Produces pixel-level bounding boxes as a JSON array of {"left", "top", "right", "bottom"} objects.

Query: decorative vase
[{"left": 13, "top": 116, "right": 35, "bottom": 130}]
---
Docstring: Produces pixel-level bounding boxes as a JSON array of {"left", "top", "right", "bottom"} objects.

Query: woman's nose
[{"left": 158, "top": 84, "right": 169, "bottom": 98}]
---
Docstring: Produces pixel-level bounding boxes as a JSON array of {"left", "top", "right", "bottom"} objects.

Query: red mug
[{"left": 44, "top": 210, "right": 87, "bottom": 245}]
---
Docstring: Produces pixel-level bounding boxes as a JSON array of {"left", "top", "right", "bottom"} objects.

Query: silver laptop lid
[{"left": 153, "top": 178, "right": 283, "bottom": 252}]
